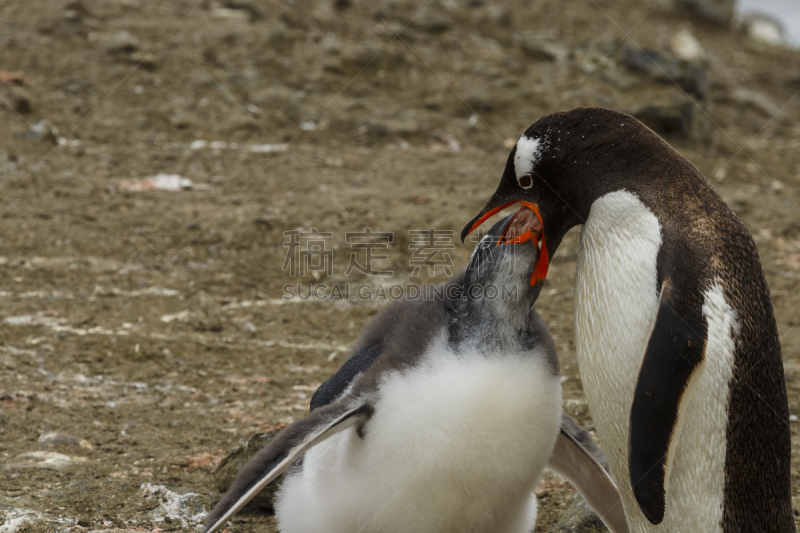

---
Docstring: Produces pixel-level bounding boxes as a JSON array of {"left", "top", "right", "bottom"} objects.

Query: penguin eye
[{"left": 517, "top": 174, "right": 533, "bottom": 189}]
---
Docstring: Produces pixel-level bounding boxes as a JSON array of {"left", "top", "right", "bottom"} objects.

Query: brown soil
[{"left": 1, "top": 0, "right": 799, "bottom": 531}]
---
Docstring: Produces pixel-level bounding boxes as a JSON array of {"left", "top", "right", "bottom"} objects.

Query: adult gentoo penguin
[
  {"left": 204, "top": 211, "right": 629, "bottom": 533},
  {"left": 462, "top": 106, "right": 794, "bottom": 531}
]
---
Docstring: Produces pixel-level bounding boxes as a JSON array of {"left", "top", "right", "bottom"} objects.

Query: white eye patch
[{"left": 514, "top": 135, "right": 542, "bottom": 187}]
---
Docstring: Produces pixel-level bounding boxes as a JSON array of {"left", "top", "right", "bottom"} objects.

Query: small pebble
[
  {"left": 104, "top": 31, "right": 140, "bottom": 54},
  {"left": 38, "top": 430, "right": 94, "bottom": 451}
]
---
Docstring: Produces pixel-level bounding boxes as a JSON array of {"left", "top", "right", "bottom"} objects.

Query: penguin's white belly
[
  {"left": 575, "top": 190, "right": 735, "bottom": 532},
  {"left": 275, "top": 341, "right": 562, "bottom": 533}
]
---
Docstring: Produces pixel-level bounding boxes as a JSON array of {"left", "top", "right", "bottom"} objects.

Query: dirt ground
[{"left": 1, "top": 0, "right": 799, "bottom": 531}]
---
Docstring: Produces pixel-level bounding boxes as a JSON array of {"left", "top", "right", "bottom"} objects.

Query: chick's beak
[
  {"left": 462, "top": 200, "right": 549, "bottom": 286},
  {"left": 497, "top": 205, "right": 542, "bottom": 245}
]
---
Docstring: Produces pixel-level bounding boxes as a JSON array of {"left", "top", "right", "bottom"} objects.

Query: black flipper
[
  {"left": 204, "top": 401, "right": 373, "bottom": 533},
  {"left": 628, "top": 279, "right": 707, "bottom": 524},
  {"left": 548, "top": 415, "right": 629, "bottom": 533},
  {"left": 310, "top": 344, "right": 382, "bottom": 411}
]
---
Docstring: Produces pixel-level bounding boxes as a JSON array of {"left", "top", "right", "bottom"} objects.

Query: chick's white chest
[{"left": 276, "top": 338, "right": 561, "bottom": 533}]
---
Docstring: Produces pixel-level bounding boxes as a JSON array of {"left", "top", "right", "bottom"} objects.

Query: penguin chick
[{"left": 204, "top": 211, "right": 627, "bottom": 533}]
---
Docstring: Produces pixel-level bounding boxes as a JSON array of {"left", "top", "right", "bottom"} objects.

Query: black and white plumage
[
  {"left": 463, "top": 107, "right": 794, "bottom": 531},
  {"left": 204, "top": 214, "right": 628, "bottom": 533}
]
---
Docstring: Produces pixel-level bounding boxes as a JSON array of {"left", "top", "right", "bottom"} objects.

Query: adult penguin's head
[{"left": 462, "top": 107, "right": 653, "bottom": 286}]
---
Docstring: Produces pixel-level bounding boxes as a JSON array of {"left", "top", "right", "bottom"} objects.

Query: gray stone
[
  {"left": 28, "top": 119, "right": 61, "bottom": 144},
  {"left": 130, "top": 52, "right": 158, "bottom": 71},
  {"left": 170, "top": 113, "right": 190, "bottom": 129},
  {"left": 64, "top": 0, "right": 91, "bottom": 17},
  {"left": 3, "top": 87, "right": 32, "bottom": 114},
  {"left": 216, "top": 1, "right": 264, "bottom": 22},
  {"left": 4, "top": 451, "right": 88, "bottom": 472},
  {"left": 486, "top": 5, "right": 511, "bottom": 27},
  {"left": 729, "top": 87, "right": 782, "bottom": 117},
  {"left": 341, "top": 41, "right": 383, "bottom": 71},
  {"left": 670, "top": 28, "right": 706, "bottom": 62},
  {"left": 214, "top": 429, "right": 283, "bottom": 512},
  {"left": 674, "top": 0, "right": 734, "bottom": 27},
  {"left": 253, "top": 214, "right": 287, "bottom": 231},
  {"left": 410, "top": 10, "right": 453, "bottom": 34},
  {"left": 620, "top": 46, "right": 707, "bottom": 100},
  {"left": 358, "top": 122, "right": 392, "bottom": 138},
  {"left": 465, "top": 92, "right": 498, "bottom": 113},
  {"left": 38, "top": 2, "right": 90, "bottom": 37},
  {"left": 38, "top": 430, "right": 94, "bottom": 451},
  {"left": 630, "top": 94, "right": 710, "bottom": 141},
  {"left": 140, "top": 483, "right": 207, "bottom": 527},
  {"left": 742, "top": 13, "right": 789, "bottom": 48},
  {"left": 514, "top": 32, "right": 570, "bottom": 63},
  {"left": 249, "top": 84, "right": 304, "bottom": 107},
  {"left": 263, "top": 24, "right": 290, "bottom": 52},
  {"left": 104, "top": 31, "right": 140, "bottom": 54}
]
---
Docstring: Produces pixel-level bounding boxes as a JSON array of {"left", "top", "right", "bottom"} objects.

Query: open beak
[
  {"left": 497, "top": 204, "right": 542, "bottom": 245},
  {"left": 462, "top": 200, "right": 549, "bottom": 286}
]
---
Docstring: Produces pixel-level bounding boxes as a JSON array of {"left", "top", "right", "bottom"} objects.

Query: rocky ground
[{"left": 1, "top": 0, "right": 799, "bottom": 531}]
